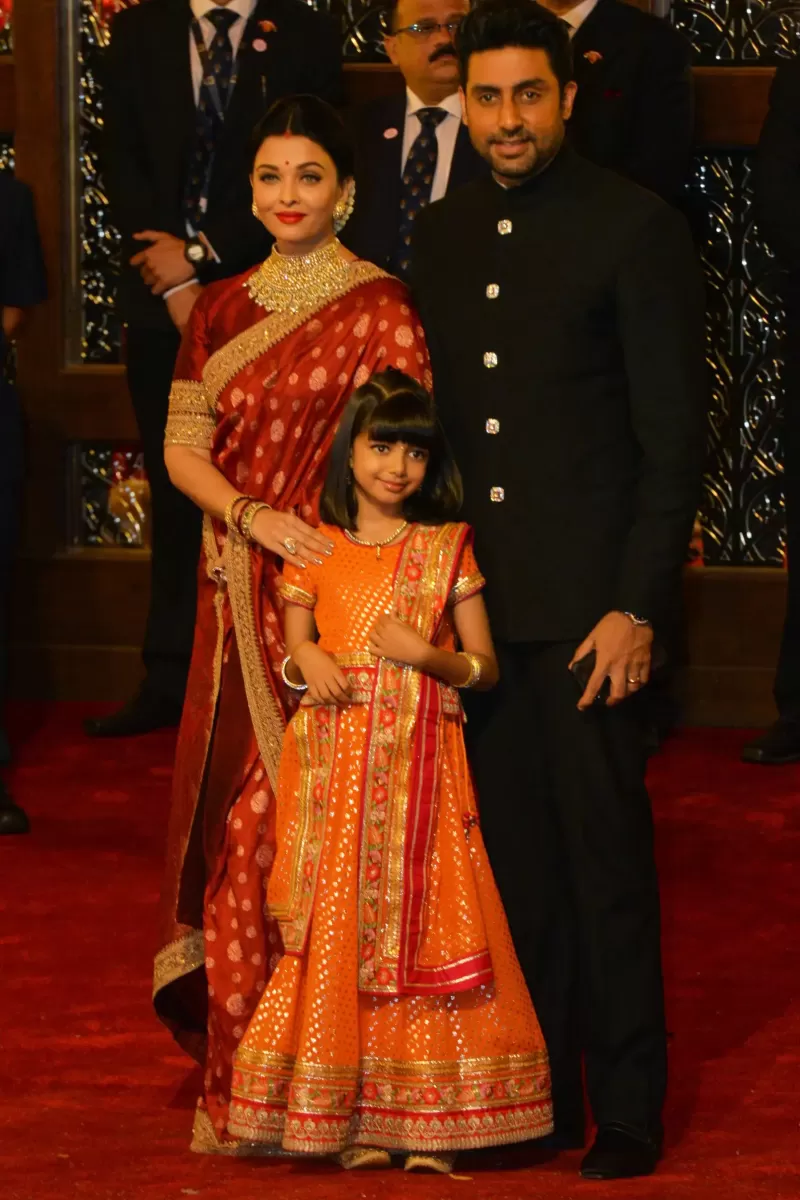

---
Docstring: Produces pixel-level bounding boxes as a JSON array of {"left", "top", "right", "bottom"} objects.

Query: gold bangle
[
  {"left": 280, "top": 654, "right": 307, "bottom": 692},
  {"left": 456, "top": 651, "right": 482, "bottom": 689},
  {"left": 224, "top": 494, "right": 250, "bottom": 534},
  {"left": 240, "top": 501, "right": 271, "bottom": 542}
]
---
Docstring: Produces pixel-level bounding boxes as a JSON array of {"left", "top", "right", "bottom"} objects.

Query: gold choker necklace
[
  {"left": 344, "top": 521, "right": 409, "bottom": 559},
  {"left": 246, "top": 238, "right": 352, "bottom": 314}
]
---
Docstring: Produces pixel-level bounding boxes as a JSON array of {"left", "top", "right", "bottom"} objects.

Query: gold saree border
[
  {"left": 224, "top": 533, "right": 285, "bottom": 791},
  {"left": 153, "top": 930, "right": 205, "bottom": 997},
  {"left": 202, "top": 261, "right": 391, "bottom": 403}
]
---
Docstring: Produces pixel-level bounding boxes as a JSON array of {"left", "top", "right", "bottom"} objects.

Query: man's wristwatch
[
  {"left": 184, "top": 236, "right": 210, "bottom": 266},
  {"left": 623, "top": 611, "right": 652, "bottom": 628}
]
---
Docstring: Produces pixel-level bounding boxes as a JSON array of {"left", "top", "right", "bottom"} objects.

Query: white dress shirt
[
  {"left": 401, "top": 89, "right": 464, "bottom": 203},
  {"left": 189, "top": 0, "right": 257, "bottom": 105},
  {"left": 561, "top": 0, "right": 600, "bottom": 35}
]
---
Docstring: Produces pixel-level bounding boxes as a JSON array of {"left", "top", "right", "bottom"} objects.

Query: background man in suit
[
  {"left": 93, "top": 0, "right": 341, "bottom": 738},
  {"left": 745, "top": 57, "right": 800, "bottom": 764},
  {"left": 412, "top": 0, "right": 705, "bottom": 1177},
  {"left": 343, "top": 0, "right": 487, "bottom": 276},
  {"left": 0, "top": 175, "right": 46, "bottom": 835},
  {"left": 538, "top": 0, "right": 693, "bottom": 204}
]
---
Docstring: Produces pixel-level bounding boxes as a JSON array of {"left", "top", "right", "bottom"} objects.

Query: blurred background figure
[
  {"left": 744, "top": 57, "right": 800, "bottom": 765},
  {"left": 0, "top": 174, "right": 46, "bottom": 835},
  {"left": 88, "top": 0, "right": 342, "bottom": 739},
  {"left": 539, "top": 0, "right": 694, "bottom": 205},
  {"left": 343, "top": 0, "right": 486, "bottom": 277}
]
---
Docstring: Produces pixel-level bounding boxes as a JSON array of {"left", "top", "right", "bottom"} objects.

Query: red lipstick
[{"left": 276, "top": 211, "right": 306, "bottom": 224}]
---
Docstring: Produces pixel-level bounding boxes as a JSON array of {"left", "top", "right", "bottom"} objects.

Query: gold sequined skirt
[{"left": 228, "top": 704, "right": 552, "bottom": 1154}]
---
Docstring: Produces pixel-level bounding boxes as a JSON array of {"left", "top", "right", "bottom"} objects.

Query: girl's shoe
[
  {"left": 404, "top": 1152, "right": 456, "bottom": 1174},
  {"left": 334, "top": 1146, "right": 391, "bottom": 1169}
]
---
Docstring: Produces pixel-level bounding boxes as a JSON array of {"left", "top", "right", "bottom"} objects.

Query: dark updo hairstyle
[
  {"left": 320, "top": 368, "right": 463, "bottom": 531},
  {"left": 455, "top": 0, "right": 573, "bottom": 94},
  {"left": 249, "top": 94, "right": 356, "bottom": 181}
]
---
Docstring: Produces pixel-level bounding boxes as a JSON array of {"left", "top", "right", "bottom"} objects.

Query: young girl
[{"left": 228, "top": 370, "right": 552, "bottom": 1171}]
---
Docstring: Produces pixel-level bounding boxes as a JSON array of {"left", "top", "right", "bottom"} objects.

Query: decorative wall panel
[
  {"left": 72, "top": 443, "right": 150, "bottom": 548},
  {"left": 0, "top": 0, "right": 12, "bottom": 57},
  {"left": 670, "top": 0, "right": 800, "bottom": 63},
  {"left": 0, "top": 134, "right": 13, "bottom": 172},
  {"left": 689, "top": 152, "right": 786, "bottom": 565}
]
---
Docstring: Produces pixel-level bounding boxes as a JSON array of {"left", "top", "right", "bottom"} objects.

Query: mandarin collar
[{"left": 488, "top": 143, "right": 577, "bottom": 208}]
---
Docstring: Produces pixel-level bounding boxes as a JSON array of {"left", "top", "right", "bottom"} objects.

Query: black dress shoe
[
  {"left": 580, "top": 1124, "right": 661, "bottom": 1180},
  {"left": 83, "top": 690, "right": 183, "bottom": 738},
  {"left": 741, "top": 720, "right": 800, "bottom": 765},
  {"left": 0, "top": 779, "right": 30, "bottom": 835}
]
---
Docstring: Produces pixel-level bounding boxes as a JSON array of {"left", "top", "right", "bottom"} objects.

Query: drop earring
[{"left": 251, "top": 200, "right": 259, "bottom": 219}]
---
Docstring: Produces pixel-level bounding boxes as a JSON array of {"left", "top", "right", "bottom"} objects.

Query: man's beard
[{"left": 477, "top": 129, "right": 562, "bottom": 184}]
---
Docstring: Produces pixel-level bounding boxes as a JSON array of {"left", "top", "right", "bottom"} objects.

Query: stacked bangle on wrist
[
  {"left": 239, "top": 500, "right": 271, "bottom": 541},
  {"left": 281, "top": 654, "right": 308, "bottom": 692},
  {"left": 456, "top": 651, "right": 482, "bottom": 689},
  {"left": 224, "top": 494, "right": 251, "bottom": 534}
]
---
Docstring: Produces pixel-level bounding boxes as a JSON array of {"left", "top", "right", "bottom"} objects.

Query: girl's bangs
[{"left": 362, "top": 394, "right": 439, "bottom": 451}]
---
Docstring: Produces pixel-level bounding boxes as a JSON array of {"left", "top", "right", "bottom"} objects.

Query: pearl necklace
[
  {"left": 344, "top": 521, "right": 409, "bottom": 559},
  {"left": 246, "top": 238, "right": 352, "bottom": 314}
]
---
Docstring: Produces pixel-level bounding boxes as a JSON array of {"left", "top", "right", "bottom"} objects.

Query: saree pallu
[
  {"left": 153, "top": 261, "right": 431, "bottom": 1150},
  {"left": 228, "top": 524, "right": 552, "bottom": 1154}
]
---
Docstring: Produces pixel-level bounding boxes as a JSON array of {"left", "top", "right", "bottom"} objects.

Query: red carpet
[{"left": 1, "top": 706, "right": 798, "bottom": 1199}]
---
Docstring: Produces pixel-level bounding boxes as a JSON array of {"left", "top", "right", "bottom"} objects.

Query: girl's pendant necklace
[{"left": 344, "top": 520, "right": 409, "bottom": 559}]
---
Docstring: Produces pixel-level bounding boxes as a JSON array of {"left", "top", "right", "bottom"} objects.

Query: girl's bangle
[
  {"left": 281, "top": 654, "right": 308, "bottom": 692},
  {"left": 224, "top": 494, "right": 251, "bottom": 534},
  {"left": 240, "top": 501, "right": 272, "bottom": 542},
  {"left": 456, "top": 651, "right": 482, "bottom": 689}
]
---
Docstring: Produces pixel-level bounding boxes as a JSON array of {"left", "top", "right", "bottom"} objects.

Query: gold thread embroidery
[
  {"left": 224, "top": 533, "right": 286, "bottom": 791},
  {"left": 165, "top": 379, "right": 216, "bottom": 448},
  {"left": 202, "top": 261, "right": 390, "bottom": 403},
  {"left": 449, "top": 571, "right": 486, "bottom": 606},
  {"left": 246, "top": 240, "right": 353, "bottom": 314},
  {"left": 152, "top": 930, "right": 205, "bottom": 997},
  {"left": 277, "top": 580, "right": 316, "bottom": 609}
]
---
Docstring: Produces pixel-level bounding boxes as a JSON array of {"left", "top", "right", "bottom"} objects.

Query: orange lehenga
[
  {"left": 153, "top": 256, "right": 432, "bottom": 1152},
  {"left": 227, "top": 523, "right": 553, "bottom": 1154}
]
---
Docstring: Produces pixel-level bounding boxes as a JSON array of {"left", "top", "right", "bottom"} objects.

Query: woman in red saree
[{"left": 154, "top": 97, "right": 431, "bottom": 1152}]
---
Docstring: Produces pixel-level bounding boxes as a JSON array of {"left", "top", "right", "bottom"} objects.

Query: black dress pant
[
  {"left": 774, "top": 299, "right": 800, "bottom": 722},
  {"left": 126, "top": 325, "right": 202, "bottom": 708},
  {"left": 466, "top": 642, "right": 667, "bottom": 1137},
  {"left": 0, "top": 380, "right": 23, "bottom": 714}
]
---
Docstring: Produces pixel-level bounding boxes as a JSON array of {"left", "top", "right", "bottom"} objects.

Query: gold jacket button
[
  {"left": 483, "top": 351, "right": 498, "bottom": 368},
  {"left": 497, "top": 219, "right": 512, "bottom": 235},
  {"left": 490, "top": 487, "right": 505, "bottom": 502},
  {"left": 486, "top": 418, "right": 500, "bottom": 434},
  {"left": 486, "top": 283, "right": 500, "bottom": 299}
]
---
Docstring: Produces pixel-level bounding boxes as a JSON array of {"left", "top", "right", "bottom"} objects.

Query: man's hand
[
  {"left": 165, "top": 282, "right": 203, "bottom": 334},
  {"left": 569, "top": 611, "right": 653, "bottom": 711},
  {"left": 131, "top": 231, "right": 194, "bottom": 295}
]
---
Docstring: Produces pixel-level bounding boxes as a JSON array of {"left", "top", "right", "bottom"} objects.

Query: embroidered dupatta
[
  {"left": 268, "top": 523, "right": 494, "bottom": 998},
  {"left": 154, "top": 262, "right": 432, "bottom": 1057}
]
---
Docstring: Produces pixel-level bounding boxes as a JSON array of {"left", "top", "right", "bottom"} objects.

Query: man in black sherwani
[
  {"left": 93, "top": 0, "right": 341, "bottom": 738},
  {"left": 412, "top": 0, "right": 705, "bottom": 1179}
]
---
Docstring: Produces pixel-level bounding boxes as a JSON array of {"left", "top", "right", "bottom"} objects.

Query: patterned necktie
[
  {"left": 183, "top": 7, "right": 239, "bottom": 231},
  {"left": 391, "top": 106, "right": 448, "bottom": 279}
]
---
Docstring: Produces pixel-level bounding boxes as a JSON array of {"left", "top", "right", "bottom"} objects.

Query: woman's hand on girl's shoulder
[
  {"left": 250, "top": 509, "right": 334, "bottom": 569},
  {"left": 292, "top": 641, "right": 352, "bottom": 707}
]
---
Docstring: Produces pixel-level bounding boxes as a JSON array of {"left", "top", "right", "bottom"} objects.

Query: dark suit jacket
[
  {"left": 412, "top": 147, "right": 706, "bottom": 643},
  {"left": 103, "top": 0, "right": 342, "bottom": 330},
  {"left": 342, "top": 93, "right": 488, "bottom": 269},
  {"left": 569, "top": 0, "right": 693, "bottom": 205},
  {"left": 757, "top": 57, "right": 800, "bottom": 329}
]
